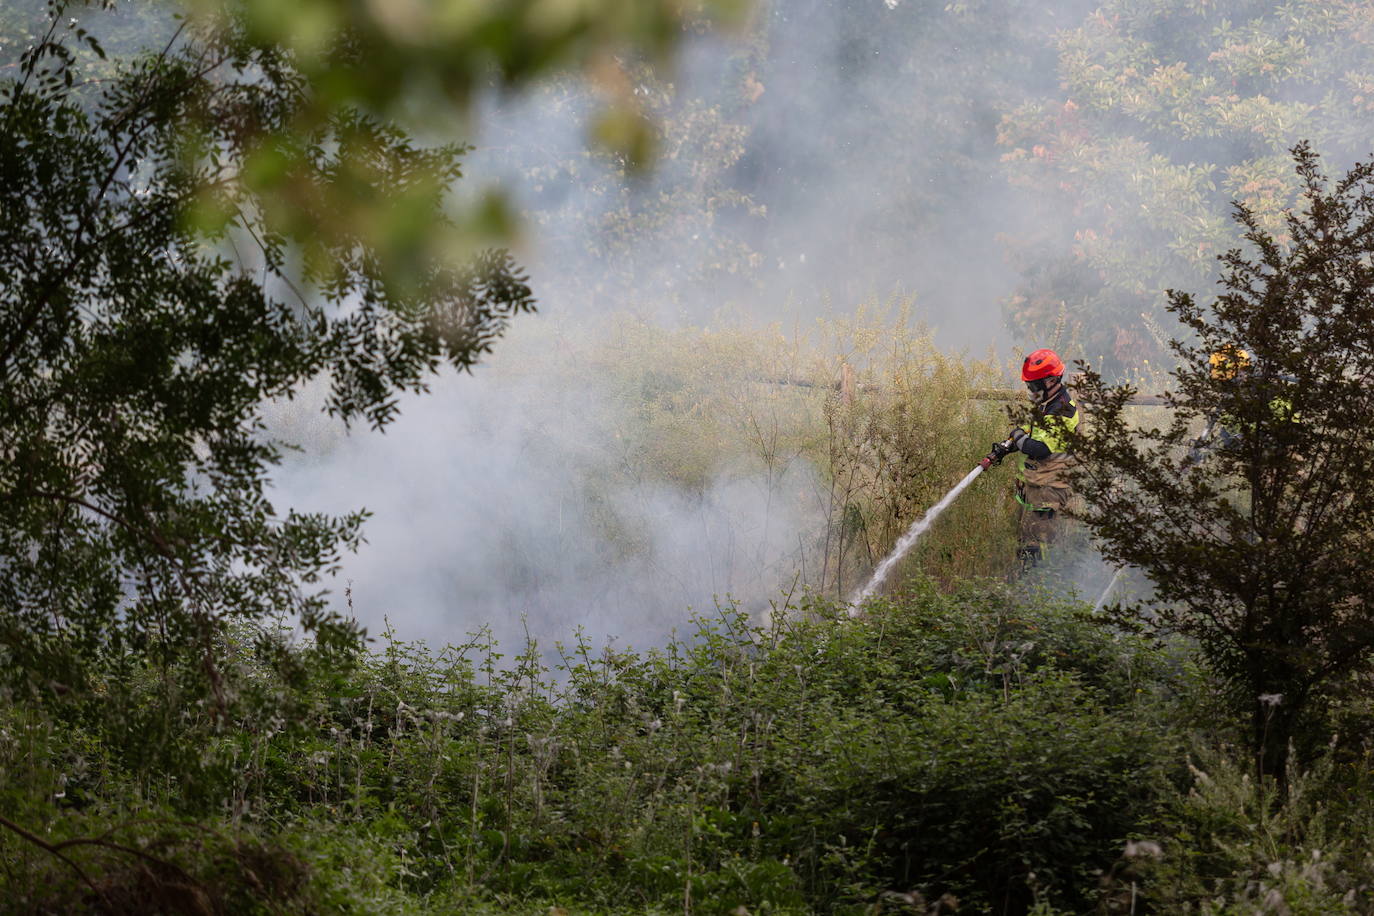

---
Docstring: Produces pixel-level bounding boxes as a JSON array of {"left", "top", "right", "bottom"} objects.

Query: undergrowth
[
  {"left": 6, "top": 580, "right": 1373, "bottom": 913},
  {"left": 0, "top": 580, "right": 1179, "bottom": 914}
]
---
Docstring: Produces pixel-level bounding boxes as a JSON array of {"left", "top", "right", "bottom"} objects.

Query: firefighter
[
  {"left": 1194, "top": 347, "right": 1253, "bottom": 455},
  {"left": 1192, "top": 347, "right": 1298, "bottom": 459},
  {"left": 1210, "top": 346, "right": 1251, "bottom": 380},
  {"left": 1010, "top": 348, "right": 1079, "bottom": 570}
]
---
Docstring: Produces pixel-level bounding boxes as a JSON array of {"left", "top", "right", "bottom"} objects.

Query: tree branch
[{"left": 0, "top": 812, "right": 112, "bottom": 910}]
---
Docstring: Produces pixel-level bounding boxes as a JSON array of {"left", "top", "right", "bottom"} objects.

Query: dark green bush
[{"left": 0, "top": 579, "right": 1192, "bottom": 914}]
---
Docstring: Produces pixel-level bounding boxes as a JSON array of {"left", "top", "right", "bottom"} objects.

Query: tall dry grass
[{"left": 492, "top": 299, "right": 1023, "bottom": 603}]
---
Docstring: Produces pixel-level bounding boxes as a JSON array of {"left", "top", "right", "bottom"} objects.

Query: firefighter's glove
[{"left": 1009, "top": 427, "right": 1030, "bottom": 452}]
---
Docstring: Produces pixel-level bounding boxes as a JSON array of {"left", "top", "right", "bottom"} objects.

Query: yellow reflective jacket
[
  {"left": 1017, "top": 395, "right": 1079, "bottom": 485},
  {"left": 1213, "top": 394, "right": 1298, "bottom": 451}
]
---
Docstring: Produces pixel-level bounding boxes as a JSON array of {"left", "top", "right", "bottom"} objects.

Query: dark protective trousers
[{"left": 1017, "top": 454, "right": 1078, "bottom": 569}]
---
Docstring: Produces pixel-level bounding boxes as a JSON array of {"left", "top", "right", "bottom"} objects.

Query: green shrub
[
  {"left": 1136, "top": 747, "right": 1374, "bottom": 913},
  {"left": 0, "top": 580, "right": 1193, "bottom": 913}
]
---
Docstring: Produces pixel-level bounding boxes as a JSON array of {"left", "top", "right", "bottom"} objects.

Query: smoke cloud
[
  {"left": 270, "top": 343, "right": 823, "bottom": 651},
  {"left": 472, "top": 1, "right": 1129, "bottom": 344},
  {"left": 271, "top": 0, "right": 1374, "bottom": 645}
]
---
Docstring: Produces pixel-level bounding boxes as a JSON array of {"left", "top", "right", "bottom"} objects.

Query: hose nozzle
[{"left": 980, "top": 436, "right": 1017, "bottom": 470}]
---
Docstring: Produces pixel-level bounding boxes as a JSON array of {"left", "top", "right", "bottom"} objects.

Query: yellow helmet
[{"left": 1209, "top": 347, "right": 1251, "bottom": 380}]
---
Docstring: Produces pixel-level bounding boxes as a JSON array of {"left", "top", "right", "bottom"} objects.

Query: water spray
[
  {"left": 849, "top": 435, "right": 1017, "bottom": 613},
  {"left": 1092, "top": 566, "right": 1126, "bottom": 614}
]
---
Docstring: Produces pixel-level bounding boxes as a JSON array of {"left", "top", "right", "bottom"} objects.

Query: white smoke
[
  {"left": 269, "top": 341, "right": 823, "bottom": 650},
  {"left": 270, "top": 0, "right": 1372, "bottom": 647}
]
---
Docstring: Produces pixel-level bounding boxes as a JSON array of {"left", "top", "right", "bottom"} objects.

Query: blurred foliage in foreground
[
  {"left": 198, "top": 0, "right": 748, "bottom": 172},
  {"left": 0, "top": 1, "right": 535, "bottom": 723}
]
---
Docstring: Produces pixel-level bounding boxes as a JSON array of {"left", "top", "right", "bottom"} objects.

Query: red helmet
[{"left": 1021, "top": 348, "right": 1065, "bottom": 382}]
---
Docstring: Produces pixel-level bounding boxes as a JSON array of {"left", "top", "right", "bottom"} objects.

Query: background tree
[
  {"left": 0, "top": 4, "right": 541, "bottom": 717},
  {"left": 1070, "top": 143, "right": 1374, "bottom": 788},
  {"left": 998, "top": 0, "right": 1374, "bottom": 372},
  {"left": 478, "top": 0, "right": 1077, "bottom": 319}
]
